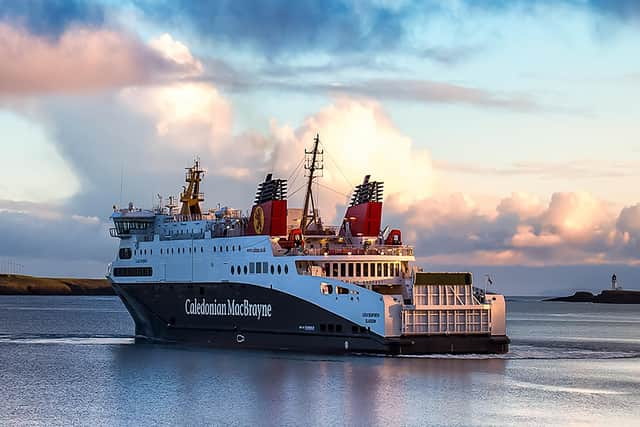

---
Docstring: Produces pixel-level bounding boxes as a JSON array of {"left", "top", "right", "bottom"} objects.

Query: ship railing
[
  {"left": 401, "top": 305, "right": 491, "bottom": 335},
  {"left": 288, "top": 245, "right": 414, "bottom": 257}
]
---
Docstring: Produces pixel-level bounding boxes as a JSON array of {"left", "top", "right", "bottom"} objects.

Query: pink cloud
[{"left": 0, "top": 24, "right": 191, "bottom": 95}]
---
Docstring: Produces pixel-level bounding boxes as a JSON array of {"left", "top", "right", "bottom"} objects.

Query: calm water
[{"left": 1, "top": 296, "right": 639, "bottom": 426}]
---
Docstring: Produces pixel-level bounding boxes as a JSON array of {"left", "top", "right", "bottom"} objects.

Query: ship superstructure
[{"left": 107, "top": 136, "right": 509, "bottom": 354}]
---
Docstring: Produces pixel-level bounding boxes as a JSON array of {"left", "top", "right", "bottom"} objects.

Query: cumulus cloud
[
  {"left": 0, "top": 23, "right": 193, "bottom": 95},
  {"left": 388, "top": 189, "right": 640, "bottom": 266}
]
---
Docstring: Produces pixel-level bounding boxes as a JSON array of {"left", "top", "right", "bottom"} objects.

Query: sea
[{"left": 1, "top": 296, "right": 639, "bottom": 427}]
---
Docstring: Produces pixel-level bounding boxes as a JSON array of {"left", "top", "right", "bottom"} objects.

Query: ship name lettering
[{"left": 185, "top": 298, "right": 272, "bottom": 319}]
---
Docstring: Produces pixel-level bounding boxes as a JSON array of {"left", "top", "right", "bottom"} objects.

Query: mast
[
  {"left": 300, "top": 134, "right": 323, "bottom": 232},
  {"left": 179, "top": 158, "right": 205, "bottom": 219}
]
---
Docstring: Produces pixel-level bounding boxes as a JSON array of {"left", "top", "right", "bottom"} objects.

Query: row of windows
[
  {"left": 324, "top": 262, "right": 402, "bottom": 278},
  {"left": 120, "top": 244, "right": 246, "bottom": 259},
  {"left": 317, "top": 324, "right": 368, "bottom": 334},
  {"left": 320, "top": 283, "right": 353, "bottom": 295},
  {"left": 113, "top": 267, "right": 153, "bottom": 277},
  {"left": 230, "top": 262, "right": 289, "bottom": 276}
]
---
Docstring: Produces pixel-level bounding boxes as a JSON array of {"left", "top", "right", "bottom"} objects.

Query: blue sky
[{"left": 0, "top": 0, "right": 639, "bottom": 293}]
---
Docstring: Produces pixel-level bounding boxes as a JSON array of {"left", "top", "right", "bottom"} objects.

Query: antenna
[{"left": 119, "top": 162, "right": 125, "bottom": 209}]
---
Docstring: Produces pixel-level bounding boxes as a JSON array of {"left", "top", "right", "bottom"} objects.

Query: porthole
[
  {"left": 226, "top": 246, "right": 229, "bottom": 252},
  {"left": 201, "top": 247, "right": 203, "bottom": 253},
  {"left": 231, "top": 266, "right": 235, "bottom": 275},
  {"left": 277, "top": 265, "right": 282, "bottom": 274},
  {"left": 270, "top": 265, "right": 275, "bottom": 274},
  {"left": 238, "top": 245, "right": 241, "bottom": 251},
  {"left": 284, "top": 265, "right": 289, "bottom": 274},
  {"left": 160, "top": 249, "right": 163, "bottom": 255},
  {"left": 213, "top": 246, "right": 216, "bottom": 253},
  {"left": 219, "top": 246, "right": 223, "bottom": 252},
  {"left": 237, "top": 265, "right": 241, "bottom": 274},
  {"left": 244, "top": 265, "right": 248, "bottom": 274}
]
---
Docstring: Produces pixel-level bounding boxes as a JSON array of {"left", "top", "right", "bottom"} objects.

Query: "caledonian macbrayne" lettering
[{"left": 184, "top": 298, "right": 272, "bottom": 320}]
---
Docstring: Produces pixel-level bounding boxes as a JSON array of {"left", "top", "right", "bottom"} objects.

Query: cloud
[
  {"left": 388, "top": 189, "right": 640, "bottom": 266},
  {"left": 0, "top": 24, "right": 194, "bottom": 95},
  {"left": 0, "top": 0, "right": 104, "bottom": 37},
  {"left": 136, "top": 0, "right": 413, "bottom": 56}
]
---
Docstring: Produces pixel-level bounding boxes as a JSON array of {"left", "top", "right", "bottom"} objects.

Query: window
[
  {"left": 250, "top": 262, "right": 255, "bottom": 274},
  {"left": 337, "top": 286, "right": 349, "bottom": 295},
  {"left": 328, "top": 324, "right": 335, "bottom": 332},
  {"left": 277, "top": 265, "right": 282, "bottom": 274},
  {"left": 394, "top": 263, "right": 400, "bottom": 277},
  {"left": 332, "top": 263, "right": 339, "bottom": 277},
  {"left": 150, "top": 249, "right": 152, "bottom": 255},
  {"left": 340, "top": 263, "right": 346, "bottom": 277},
  {"left": 377, "top": 263, "right": 383, "bottom": 277},
  {"left": 352, "top": 326, "right": 359, "bottom": 334},
  {"left": 320, "top": 324, "right": 327, "bottom": 332},
  {"left": 363, "top": 263, "right": 369, "bottom": 277},
  {"left": 384, "top": 263, "right": 389, "bottom": 277},
  {"left": 213, "top": 246, "right": 216, "bottom": 253},
  {"left": 118, "top": 248, "right": 132, "bottom": 259},
  {"left": 356, "top": 263, "right": 361, "bottom": 277},
  {"left": 232, "top": 245, "right": 235, "bottom": 252},
  {"left": 244, "top": 265, "right": 248, "bottom": 274},
  {"left": 238, "top": 245, "right": 241, "bottom": 251},
  {"left": 324, "top": 263, "right": 331, "bottom": 277},
  {"left": 284, "top": 265, "right": 289, "bottom": 274},
  {"left": 237, "top": 265, "right": 241, "bottom": 274},
  {"left": 171, "top": 248, "right": 174, "bottom": 255},
  {"left": 370, "top": 263, "right": 376, "bottom": 277},
  {"left": 189, "top": 247, "right": 192, "bottom": 253},
  {"left": 226, "top": 246, "right": 229, "bottom": 252},
  {"left": 200, "top": 247, "right": 203, "bottom": 253},
  {"left": 143, "top": 249, "right": 147, "bottom": 255},
  {"left": 263, "top": 262, "right": 268, "bottom": 273},
  {"left": 113, "top": 267, "right": 152, "bottom": 277},
  {"left": 321, "top": 283, "right": 333, "bottom": 294},
  {"left": 231, "top": 266, "right": 235, "bottom": 274},
  {"left": 256, "top": 262, "right": 262, "bottom": 274},
  {"left": 270, "top": 265, "right": 275, "bottom": 274},
  {"left": 336, "top": 324, "right": 343, "bottom": 333},
  {"left": 219, "top": 246, "right": 223, "bottom": 252},
  {"left": 160, "top": 249, "right": 163, "bottom": 255},
  {"left": 348, "top": 263, "right": 354, "bottom": 277}
]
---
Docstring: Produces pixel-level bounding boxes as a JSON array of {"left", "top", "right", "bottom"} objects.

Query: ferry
[{"left": 106, "top": 135, "right": 509, "bottom": 354}]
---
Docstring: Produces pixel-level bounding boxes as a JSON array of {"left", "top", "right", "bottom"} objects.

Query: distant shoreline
[
  {"left": 544, "top": 289, "right": 640, "bottom": 304},
  {"left": 0, "top": 274, "right": 114, "bottom": 296}
]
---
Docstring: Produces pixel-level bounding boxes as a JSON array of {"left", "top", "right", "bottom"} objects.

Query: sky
[{"left": 1, "top": 0, "right": 639, "bottom": 294}]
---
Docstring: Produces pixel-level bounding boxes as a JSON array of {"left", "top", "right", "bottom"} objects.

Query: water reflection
[{"left": 109, "top": 345, "right": 506, "bottom": 426}]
